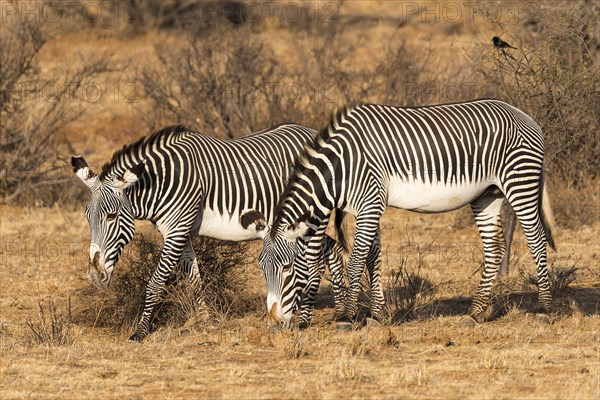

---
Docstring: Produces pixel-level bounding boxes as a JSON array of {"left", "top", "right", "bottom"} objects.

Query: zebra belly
[
  {"left": 197, "top": 208, "right": 257, "bottom": 241},
  {"left": 387, "top": 175, "right": 493, "bottom": 213}
]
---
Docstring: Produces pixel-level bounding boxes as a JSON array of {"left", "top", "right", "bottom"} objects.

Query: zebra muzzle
[
  {"left": 88, "top": 251, "right": 109, "bottom": 289},
  {"left": 268, "top": 302, "right": 280, "bottom": 323}
]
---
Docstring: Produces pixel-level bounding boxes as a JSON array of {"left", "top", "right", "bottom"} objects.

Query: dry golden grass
[
  {"left": 1, "top": 205, "right": 598, "bottom": 399},
  {"left": 2, "top": 1, "right": 599, "bottom": 398}
]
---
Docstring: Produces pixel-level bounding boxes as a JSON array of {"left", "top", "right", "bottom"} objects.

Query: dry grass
[
  {"left": 2, "top": 1, "right": 599, "bottom": 398},
  {"left": 1, "top": 205, "right": 599, "bottom": 399}
]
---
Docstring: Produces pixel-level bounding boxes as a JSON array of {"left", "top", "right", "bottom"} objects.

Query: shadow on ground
[
  {"left": 313, "top": 284, "right": 600, "bottom": 325},
  {"left": 428, "top": 287, "right": 600, "bottom": 319}
]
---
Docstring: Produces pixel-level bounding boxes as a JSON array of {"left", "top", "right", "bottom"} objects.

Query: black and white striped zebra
[
  {"left": 72, "top": 124, "right": 346, "bottom": 340},
  {"left": 256, "top": 99, "right": 556, "bottom": 327}
]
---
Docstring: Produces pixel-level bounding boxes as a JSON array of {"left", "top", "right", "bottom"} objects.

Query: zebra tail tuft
[{"left": 540, "top": 170, "right": 557, "bottom": 252}]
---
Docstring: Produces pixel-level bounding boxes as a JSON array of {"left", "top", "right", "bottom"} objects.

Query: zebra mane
[
  {"left": 298, "top": 103, "right": 362, "bottom": 169},
  {"left": 99, "top": 125, "right": 190, "bottom": 180},
  {"left": 270, "top": 104, "right": 360, "bottom": 238}
]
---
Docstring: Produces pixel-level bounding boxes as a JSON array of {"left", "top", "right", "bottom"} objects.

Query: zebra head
[
  {"left": 241, "top": 210, "right": 311, "bottom": 328},
  {"left": 72, "top": 155, "right": 144, "bottom": 289}
]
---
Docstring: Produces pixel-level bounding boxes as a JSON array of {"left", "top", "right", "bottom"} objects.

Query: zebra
[
  {"left": 71, "top": 124, "right": 347, "bottom": 341},
  {"left": 252, "top": 99, "right": 556, "bottom": 327}
]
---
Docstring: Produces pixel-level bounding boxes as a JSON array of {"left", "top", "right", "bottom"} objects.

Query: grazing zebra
[
  {"left": 252, "top": 99, "right": 556, "bottom": 327},
  {"left": 72, "top": 124, "right": 346, "bottom": 341}
]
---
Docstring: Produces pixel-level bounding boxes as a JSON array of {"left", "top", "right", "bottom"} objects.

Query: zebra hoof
[
  {"left": 129, "top": 332, "right": 145, "bottom": 342},
  {"left": 365, "top": 317, "right": 382, "bottom": 328},
  {"left": 336, "top": 321, "right": 353, "bottom": 332},
  {"left": 298, "top": 321, "right": 309, "bottom": 330},
  {"left": 534, "top": 313, "right": 551, "bottom": 324},
  {"left": 460, "top": 316, "right": 478, "bottom": 328}
]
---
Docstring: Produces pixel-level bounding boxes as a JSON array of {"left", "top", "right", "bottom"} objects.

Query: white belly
[
  {"left": 387, "top": 175, "right": 494, "bottom": 212},
  {"left": 197, "top": 208, "right": 257, "bottom": 241}
]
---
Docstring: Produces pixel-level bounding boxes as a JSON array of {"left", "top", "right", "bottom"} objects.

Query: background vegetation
[{"left": 2, "top": 1, "right": 598, "bottom": 217}]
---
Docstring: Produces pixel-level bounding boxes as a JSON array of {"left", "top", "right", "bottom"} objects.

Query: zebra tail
[
  {"left": 333, "top": 209, "right": 350, "bottom": 253},
  {"left": 540, "top": 170, "right": 557, "bottom": 251}
]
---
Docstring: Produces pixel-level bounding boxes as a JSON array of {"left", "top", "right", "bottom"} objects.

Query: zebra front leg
[
  {"left": 323, "top": 235, "right": 347, "bottom": 320},
  {"left": 297, "top": 234, "right": 347, "bottom": 327},
  {"left": 297, "top": 262, "right": 325, "bottom": 329},
  {"left": 344, "top": 211, "right": 384, "bottom": 322},
  {"left": 296, "top": 225, "right": 331, "bottom": 328},
  {"left": 130, "top": 234, "right": 187, "bottom": 341},
  {"left": 468, "top": 190, "right": 507, "bottom": 322},
  {"left": 365, "top": 225, "right": 386, "bottom": 323}
]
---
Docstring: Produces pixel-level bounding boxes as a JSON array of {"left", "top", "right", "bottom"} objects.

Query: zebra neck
[
  {"left": 278, "top": 174, "right": 334, "bottom": 235},
  {"left": 126, "top": 165, "right": 175, "bottom": 222},
  {"left": 126, "top": 186, "right": 151, "bottom": 221}
]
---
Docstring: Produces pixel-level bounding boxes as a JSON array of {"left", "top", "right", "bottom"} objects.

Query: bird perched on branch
[{"left": 492, "top": 36, "right": 517, "bottom": 49}]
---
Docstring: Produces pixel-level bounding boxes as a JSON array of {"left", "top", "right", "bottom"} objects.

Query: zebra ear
[
  {"left": 283, "top": 209, "right": 312, "bottom": 242},
  {"left": 71, "top": 155, "right": 97, "bottom": 189},
  {"left": 240, "top": 210, "right": 269, "bottom": 239},
  {"left": 113, "top": 162, "right": 145, "bottom": 191}
]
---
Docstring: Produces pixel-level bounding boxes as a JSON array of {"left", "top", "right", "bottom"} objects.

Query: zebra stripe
[
  {"left": 72, "top": 124, "right": 346, "bottom": 340},
  {"left": 260, "top": 99, "right": 556, "bottom": 326}
]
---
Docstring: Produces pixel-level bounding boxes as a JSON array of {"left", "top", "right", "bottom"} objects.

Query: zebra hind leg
[
  {"left": 468, "top": 188, "right": 507, "bottom": 323},
  {"left": 180, "top": 237, "right": 201, "bottom": 288},
  {"left": 507, "top": 194, "right": 553, "bottom": 316}
]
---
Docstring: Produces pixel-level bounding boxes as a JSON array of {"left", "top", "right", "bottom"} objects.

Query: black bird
[{"left": 492, "top": 36, "right": 517, "bottom": 49}]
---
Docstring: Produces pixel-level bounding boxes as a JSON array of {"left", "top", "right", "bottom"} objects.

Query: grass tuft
[
  {"left": 26, "top": 298, "right": 74, "bottom": 347},
  {"left": 281, "top": 331, "right": 310, "bottom": 360},
  {"left": 524, "top": 265, "right": 578, "bottom": 296},
  {"left": 384, "top": 258, "right": 436, "bottom": 323}
]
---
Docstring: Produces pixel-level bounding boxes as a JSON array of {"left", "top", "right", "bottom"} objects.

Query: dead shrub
[
  {"left": 71, "top": 233, "right": 160, "bottom": 329},
  {"left": 158, "top": 235, "right": 258, "bottom": 328},
  {"left": 72, "top": 233, "right": 254, "bottom": 332},
  {"left": 0, "top": 15, "right": 114, "bottom": 207},
  {"left": 26, "top": 298, "right": 74, "bottom": 347},
  {"left": 140, "top": 24, "right": 275, "bottom": 138},
  {"left": 523, "top": 265, "right": 578, "bottom": 297},
  {"left": 384, "top": 259, "right": 436, "bottom": 323},
  {"left": 123, "top": 1, "right": 250, "bottom": 33},
  {"left": 140, "top": 16, "right": 440, "bottom": 139},
  {"left": 467, "top": 1, "right": 600, "bottom": 225},
  {"left": 354, "top": 234, "right": 437, "bottom": 323},
  {"left": 550, "top": 181, "right": 600, "bottom": 230},
  {"left": 481, "top": 286, "right": 524, "bottom": 322},
  {"left": 380, "top": 233, "right": 438, "bottom": 322}
]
